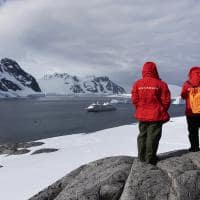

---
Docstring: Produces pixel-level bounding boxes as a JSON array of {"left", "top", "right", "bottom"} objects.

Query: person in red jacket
[
  {"left": 181, "top": 67, "right": 200, "bottom": 152},
  {"left": 131, "top": 62, "right": 171, "bottom": 165}
]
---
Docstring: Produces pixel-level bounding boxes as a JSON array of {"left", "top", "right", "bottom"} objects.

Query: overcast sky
[{"left": 0, "top": 0, "right": 200, "bottom": 90}]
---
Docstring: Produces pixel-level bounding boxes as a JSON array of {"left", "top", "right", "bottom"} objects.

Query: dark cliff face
[
  {"left": 92, "top": 76, "right": 126, "bottom": 94},
  {"left": 70, "top": 75, "right": 126, "bottom": 94},
  {"left": 0, "top": 58, "right": 41, "bottom": 93}
]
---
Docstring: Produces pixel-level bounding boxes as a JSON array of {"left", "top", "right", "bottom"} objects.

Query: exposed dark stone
[
  {"left": 1, "top": 78, "right": 22, "bottom": 91},
  {"left": 99, "top": 83, "right": 105, "bottom": 92},
  {"left": 72, "top": 76, "right": 79, "bottom": 82},
  {"left": 120, "top": 160, "right": 171, "bottom": 200},
  {"left": 105, "top": 81, "right": 126, "bottom": 94},
  {"left": 17, "top": 142, "right": 44, "bottom": 149},
  {"left": 29, "top": 164, "right": 87, "bottom": 200},
  {"left": 100, "top": 183, "right": 124, "bottom": 200},
  {"left": 31, "top": 148, "right": 59, "bottom": 155},
  {"left": 121, "top": 150, "right": 200, "bottom": 200},
  {"left": 94, "top": 76, "right": 126, "bottom": 94},
  {"left": 0, "top": 144, "right": 30, "bottom": 155},
  {"left": 0, "top": 164, "right": 3, "bottom": 168},
  {"left": 29, "top": 156, "right": 133, "bottom": 200},
  {"left": 0, "top": 143, "right": 18, "bottom": 155},
  {"left": 0, "top": 82, "right": 8, "bottom": 91},
  {"left": 29, "top": 150, "right": 200, "bottom": 200},
  {"left": 0, "top": 141, "right": 44, "bottom": 155},
  {"left": 70, "top": 84, "right": 85, "bottom": 93},
  {"left": 10, "top": 148, "right": 30, "bottom": 155},
  {"left": 83, "top": 81, "right": 98, "bottom": 93},
  {"left": 95, "top": 76, "right": 109, "bottom": 82}
]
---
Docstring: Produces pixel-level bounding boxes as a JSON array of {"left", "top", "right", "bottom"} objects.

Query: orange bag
[{"left": 189, "top": 87, "right": 200, "bottom": 114}]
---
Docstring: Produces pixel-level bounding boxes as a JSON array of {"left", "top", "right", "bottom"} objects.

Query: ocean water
[{"left": 0, "top": 96, "right": 185, "bottom": 144}]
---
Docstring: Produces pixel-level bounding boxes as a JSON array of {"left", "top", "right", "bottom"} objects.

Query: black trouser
[
  {"left": 186, "top": 116, "right": 200, "bottom": 150},
  {"left": 138, "top": 121, "right": 163, "bottom": 165}
]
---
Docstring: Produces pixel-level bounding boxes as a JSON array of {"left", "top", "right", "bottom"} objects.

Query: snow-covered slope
[
  {"left": 0, "top": 58, "right": 42, "bottom": 98},
  {"left": 38, "top": 73, "right": 126, "bottom": 95},
  {"left": 0, "top": 117, "right": 188, "bottom": 200}
]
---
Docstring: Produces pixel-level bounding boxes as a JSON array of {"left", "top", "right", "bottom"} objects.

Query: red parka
[
  {"left": 181, "top": 66, "right": 200, "bottom": 116},
  {"left": 131, "top": 62, "right": 171, "bottom": 122}
]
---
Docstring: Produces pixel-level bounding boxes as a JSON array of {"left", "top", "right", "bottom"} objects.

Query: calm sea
[{"left": 0, "top": 96, "right": 185, "bottom": 144}]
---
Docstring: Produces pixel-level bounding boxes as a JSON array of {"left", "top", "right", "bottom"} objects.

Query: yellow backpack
[{"left": 189, "top": 86, "right": 200, "bottom": 114}]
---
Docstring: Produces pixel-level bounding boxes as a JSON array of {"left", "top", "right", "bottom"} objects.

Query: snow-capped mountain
[
  {"left": 38, "top": 73, "right": 126, "bottom": 95},
  {"left": 0, "top": 58, "right": 42, "bottom": 98}
]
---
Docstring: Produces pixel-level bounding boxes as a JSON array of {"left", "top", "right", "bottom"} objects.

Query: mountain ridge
[
  {"left": 0, "top": 58, "right": 42, "bottom": 98},
  {"left": 38, "top": 72, "right": 127, "bottom": 95}
]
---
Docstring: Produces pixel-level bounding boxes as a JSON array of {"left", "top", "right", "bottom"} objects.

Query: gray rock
[
  {"left": 0, "top": 141, "right": 44, "bottom": 155},
  {"left": 120, "top": 159, "right": 171, "bottom": 200},
  {"left": 29, "top": 164, "right": 86, "bottom": 200},
  {"left": 1, "top": 149, "right": 16, "bottom": 155},
  {"left": 121, "top": 150, "right": 200, "bottom": 200},
  {"left": 100, "top": 183, "right": 125, "bottom": 200},
  {"left": 11, "top": 148, "right": 30, "bottom": 155},
  {"left": 0, "top": 146, "right": 30, "bottom": 155},
  {"left": 0, "top": 144, "right": 17, "bottom": 155},
  {"left": 17, "top": 142, "right": 44, "bottom": 149},
  {"left": 29, "top": 150, "right": 200, "bottom": 200},
  {"left": 29, "top": 156, "right": 134, "bottom": 200},
  {"left": 0, "top": 164, "right": 3, "bottom": 168},
  {"left": 31, "top": 148, "right": 59, "bottom": 155},
  {"left": 156, "top": 151, "right": 200, "bottom": 200}
]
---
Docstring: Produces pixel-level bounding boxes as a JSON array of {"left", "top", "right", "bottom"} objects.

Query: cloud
[{"left": 0, "top": 0, "right": 200, "bottom": 90}]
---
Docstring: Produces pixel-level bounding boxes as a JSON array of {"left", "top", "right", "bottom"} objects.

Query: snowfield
[{"left": 0, "top": 116, "right": 189, "bottom": 200}]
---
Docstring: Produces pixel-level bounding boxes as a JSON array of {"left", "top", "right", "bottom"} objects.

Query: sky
[{"left": 0, "top": 0, "right": 200, "bottom": 90}]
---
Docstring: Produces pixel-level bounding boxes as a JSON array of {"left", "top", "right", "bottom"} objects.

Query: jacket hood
[
  {"left": 142, "top": 62, "right": 160, "bottom": 79},
  {"left": 188, "top": 66, "right": 200, "bottom": 86}
]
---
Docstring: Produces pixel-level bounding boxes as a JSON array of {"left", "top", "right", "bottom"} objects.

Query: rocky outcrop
[
  {"left": 120, "top": 150, "right": 200, "bottom": 200},
  {"left": 29, "top": 156, "right": 133, "bottom": 200},
  {"left": 0, "top": 141, "right": 44, "bottom": 155},
  {"left": 17, "top": 142, "right": 45, "bottom": 149},
  {"left": 31, "top": 148, "right": 59, "bottom": 155},
  {"left": 29, "top": 150, "right": 200, "bottom": 200}
]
